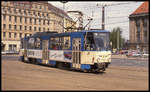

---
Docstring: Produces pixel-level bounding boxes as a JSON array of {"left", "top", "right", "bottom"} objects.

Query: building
[
  {"left": 1, "top": 1, "right": 75, "bottom": 52},
  {"left": 129, "top": 2, "right": 149, "bottom": 52}
]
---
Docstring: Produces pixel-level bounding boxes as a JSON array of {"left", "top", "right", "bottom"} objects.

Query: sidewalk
[{"left": 111, "top": 54, "right": 149, "bottom": 60}]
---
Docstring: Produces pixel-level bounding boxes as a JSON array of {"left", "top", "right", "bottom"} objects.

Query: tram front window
[{"left": 85, "top": 32, "right": 110, "bottom": 51}]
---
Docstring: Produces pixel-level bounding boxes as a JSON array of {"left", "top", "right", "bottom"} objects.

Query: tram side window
[
  {"left": 28, "top": 38, "right": 35, "bottom": 49},
  {"left": 50, "top": 36, "right": 70, "bottom": 50},
  {"left": 84, "top": 33, "right": 95, "bottom": 50},
  {"left": 35, "top": 37, "right": 41, "bottom": 49},
  {"left": 63, "top": 36, "right": 70, "bottom": 50},
  {"left": 50, "top": 37, "right": 59, "bottom": 50}
]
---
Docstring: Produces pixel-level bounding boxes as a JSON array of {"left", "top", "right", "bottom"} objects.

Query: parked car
[
  {"left": 142, "top": 53, "right": 149, "bottom": 58},
  {"left": 126, "top": 50, "right": 141, "bottom": 57}
]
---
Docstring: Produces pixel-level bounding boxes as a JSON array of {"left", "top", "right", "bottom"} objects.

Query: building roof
[
  {"left": 9, "top": 1, "right": 73, "bottom": 21},
  {"left": 130, "top": 2, "right": 149, "bottom": 15},
  {"left": 47, "top": 3, "right": 73, "bottom": 21}
]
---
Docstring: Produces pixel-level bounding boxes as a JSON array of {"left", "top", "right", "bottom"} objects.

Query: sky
[{"left": 49, "top": 1, "right": 144, "bottom": 40}]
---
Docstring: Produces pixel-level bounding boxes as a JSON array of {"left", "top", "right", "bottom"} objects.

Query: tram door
[
  {"left": 42, "top": 40, "right": 49, "bottom": 64},
  {"left": 72, "top": 38, "right": 81, "bottom": 69},
  {"left": 24, "top": 40, "right": 28, "bottom": 61}
]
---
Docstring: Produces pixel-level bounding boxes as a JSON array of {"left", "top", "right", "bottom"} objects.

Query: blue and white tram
[{"left": 19, "top": 30, "right": 111, "bottom": 72}]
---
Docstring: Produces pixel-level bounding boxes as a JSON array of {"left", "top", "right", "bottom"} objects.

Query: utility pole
[
  {"left": 97, "top": 2, "right": 133, "bottom": 30},
  {"left": 102, "top": 6, "right": 105, "bottom": 30},
  {"left": 97, "top": 3, "right": 108, "bottom": 30},
  {"left": 117, "top": 30, "right": 120, "bottom": 50}
]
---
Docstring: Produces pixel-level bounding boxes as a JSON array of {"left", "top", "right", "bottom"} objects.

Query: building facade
[
  {"left": 129, "top": 2, "right": 149, "bottom": 52},
  {"left": 1, "top": 1, "right": 75, "bottom": 52}
]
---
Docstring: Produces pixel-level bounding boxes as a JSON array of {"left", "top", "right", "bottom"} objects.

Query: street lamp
[
  {"left": 60, "top": 1, "right": 68, "bottom": 33},
  {"left": 60, "top": 1, "right": 68, "bottom": 11}
]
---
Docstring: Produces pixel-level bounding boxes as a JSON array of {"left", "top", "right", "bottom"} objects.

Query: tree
[{"left": 110, "top": 27, "right": 125, "bottom": 50}]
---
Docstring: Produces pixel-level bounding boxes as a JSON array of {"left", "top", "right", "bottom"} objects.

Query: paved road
[
  {"left": 111, "top": 58, "right": 148, "bottom": 68},
  {"left": 2, "top": 55, "right": 148, "bottom": 68},
  {"left": 2, "top": 55, "right": 149, "bottom": 90}
]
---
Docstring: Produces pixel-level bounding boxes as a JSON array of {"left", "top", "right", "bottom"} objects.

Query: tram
[{"left": 19, "top": 30, "right": 111, "bottom": 72}]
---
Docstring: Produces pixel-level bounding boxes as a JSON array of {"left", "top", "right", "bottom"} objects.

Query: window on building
[
  {"left": 25, "top": 26, "right": 27, "bottom": 30},
  {"left": 28, "top": 11, "right": 31, "bottom": 15},
  {"left": 20, "top": 33, "right": 22, "bottom": 38},
  {"left": 43, "top": 28, "right": 45, "bottom": 32},
  {"left": 9, "top": 24, "right": 11, "bottom": 29},
  {"left": 42, "top": 13, "right": 45, "bottom": 17},
  {"left": 9, "top": 32, "right": 11, "bottom": 38},
  {"left": 14, "top": 16, "right": 17, "bottom": 23},
  {"left": 25, "top": 17, "right": 27, "bottom": 23},
  {"left": 44, "top": 6, "right": 47, "bottom": 10},
  {"left": 25, "top": 34, "right": 27, "bottom": 37},
  {"left": 38, "top": 12, "right": 41, "bottom": 17},
  {"left": 43, "top": 20, "right": 45, "bottom": 25},
  {"left": 136, "top": 20, "right": 141, "bottom": 43},
  {"left": 14, "top": 33, "right": 17, "bottom": 38},
  {"left": 3, "top": 32, "right": 6, "bottom": 38},
  {"left": 20, "top": 25, "right": 22, "bottom": 30},
  {"left": 30, "top": 18, "right": 32, "bottom": 24},
  {"left": 3, "top": 24, "right": 6, "bottom": 29},
  {"left": 9, "top": 45, "right": 13, "bottom": 51},
  {"left": 19, "top": 9, "right": 21, "bottom": 14},
  {"left": 9, "top": 44, "right": 17, "bottom": 51},
  {"left": 30, "top": 26, "right": 32, "bottom": 31},
  {"left": 9, "top": 16, "right": 11, "bottom": 22},
  {"left": 20, "top": 17, "right": 22, "bottom": 23},
  {"left": 3, "top": 14, "right": 6, "bottom": 20},
  {"left": 14, "top": 25, "right": 17, "bottom": 30},
  {"left": 39, "top": 19, "right": 41, "bottom": 24},
  {"left": 34, "top": 19, "right": 36, "bottom": 24},
  {"left": 48, "top": 20, "right": 50, "bottom": 25},
  {"left": 143, "top": 18, "right": 148, "bottom": 42},
  {"left": 24, "top": 10, "right": 27, "bottom": 15},
  {"left": 14, "top": 8, "right": 17, "bottom": 13},
  {"left": 8, "top": 7, "right": 11, "bottom": 13},
  {"left": 33, "top": 11, "right": 35, "bottom": 15},
  {"left": 34, "top": 27, "right": 36, "bottom": 31},
  {"left": 39, "top": 27, "right": 41, "bottom": 32}
]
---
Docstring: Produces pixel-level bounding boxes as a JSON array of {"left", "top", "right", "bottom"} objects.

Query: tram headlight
[{"left": 94, "top": 33, "right": 98, "bottom": 36}]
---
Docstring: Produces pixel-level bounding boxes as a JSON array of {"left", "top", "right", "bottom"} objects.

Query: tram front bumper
[{"left": 93, "top": 62, "right": 110, "bottom": 71}]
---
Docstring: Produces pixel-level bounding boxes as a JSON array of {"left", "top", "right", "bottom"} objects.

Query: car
[
  {"left": 2, "top": 50, "right": 19, "bottom": 55},
  {"left": 126, "top": 50, "right": 141, "bottom": 57},
  {"left": 142, "top": 53, "right": 149, "bottom": 58}
]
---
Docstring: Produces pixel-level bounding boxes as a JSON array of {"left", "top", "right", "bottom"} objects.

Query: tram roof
[
  {"left": 25, "top": 30, "right": 110, "bottom": 39},
  {"left": 79, "top": 30, "right": 110, "bottom": 33},
  {"left": 59, "top": 30, "right": 110, "bottom": 35}
]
